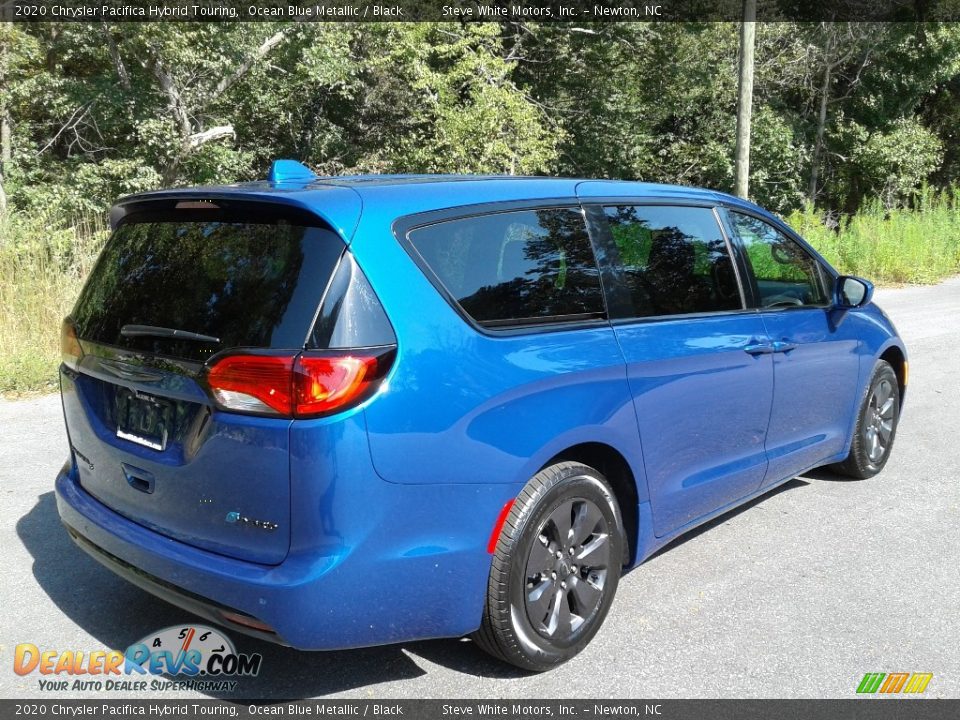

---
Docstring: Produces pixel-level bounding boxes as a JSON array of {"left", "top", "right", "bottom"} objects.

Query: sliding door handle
[
  {"left": 744, "top": 342, "right": 775, "bottom": 355},
  {"left": 773, "top": 341, "right": 798, "bottom": 353}
]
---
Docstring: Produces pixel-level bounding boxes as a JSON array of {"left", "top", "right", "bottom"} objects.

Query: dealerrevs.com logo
[{"left": 13, "top": 625, "right": 262, "bottom": 693}]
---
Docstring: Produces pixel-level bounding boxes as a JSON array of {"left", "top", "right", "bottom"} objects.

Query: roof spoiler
[{"left": 108, "top": 196, "right": 332, "bottom": 231}]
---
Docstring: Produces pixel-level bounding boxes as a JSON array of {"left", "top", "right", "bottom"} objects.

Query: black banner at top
[{"left": 3, "top": 0, "right": 958, "bottom": 23}]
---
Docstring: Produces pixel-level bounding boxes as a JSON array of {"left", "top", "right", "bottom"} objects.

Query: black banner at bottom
[{"left": 2, "top": 699, "right": 958, "bottom": 720}]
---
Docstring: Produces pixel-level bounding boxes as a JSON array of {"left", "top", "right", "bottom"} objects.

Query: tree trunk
[
  {"left": 0, "top": 109, "right": 9, "bottom": 214},
  {"left": 46, "top": 26, "right": 59, "bottom": 73},
  {"left": 1, "top": 111, "right": 10, "bottom": 168},
  {"left": 103, "top": 23, "right": 131, "bottom": 91},
  {"left": 808, "top": 33, "right": 834, "bottom": 204},
  {"left": 151, "top": 29, "right": 297, "bottom": 185},
  {"left": 733, "top": 0, "right": 756, "bottom": 199}
]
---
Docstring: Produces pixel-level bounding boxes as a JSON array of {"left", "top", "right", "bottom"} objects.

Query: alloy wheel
[
  {"left": 864, "top": 377, "right": 896, "bottom": 464},
  {"left": 523, "top": 496, "right": 611, "bottom": 640}
]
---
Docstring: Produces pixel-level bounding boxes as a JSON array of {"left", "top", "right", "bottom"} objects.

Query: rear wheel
[
  {"left": 832, "top": 360, "right": 901, "bottom": 479},
  {"left": 473, "top": 461, "right": 624, "bottom": 671}
]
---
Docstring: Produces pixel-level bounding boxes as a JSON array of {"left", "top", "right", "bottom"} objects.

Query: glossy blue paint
[
  {"left": 56, "top": 172, "right": 907, "bottom": 650},
  {"left": 55, "top": 457, "right": 513, "bottom": 649},
  {"left": 350, "top": 209, "right": 641, "bottom": 487},
  {"left": 61, "top": 366, "right": 292, "bottom": 565},
  {"left": 611, "top": 313, "right": 774, "bottom": 537},
  {"left": 108, "top": 183, "right": 364, "bottom": 244},
  {"left": 756, "top": 307, "right": 861, "bottom": 485},
  {"left": 267, "top": 159, "right": 317, "bottom": 184}
]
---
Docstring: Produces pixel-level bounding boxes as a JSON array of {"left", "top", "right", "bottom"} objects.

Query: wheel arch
[
  {"left": 542, "top": 442, "right": 640, "bottom": 567},
  {"left": 879, "top": 344, "right": 907, "bottom": 406}
]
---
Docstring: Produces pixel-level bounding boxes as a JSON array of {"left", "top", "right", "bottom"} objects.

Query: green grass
[
  {"left": 0, "top": 212, "right": 106, "bottom": 395},
  {"left": 1, "top": 190, "right": 960, "bottom": 395},
  {"left": 788, "top": 188, "right": 960, "bottom": 284}
]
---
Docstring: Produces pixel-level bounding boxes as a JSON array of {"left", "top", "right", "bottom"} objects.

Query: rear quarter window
[{"left": 406, "top": 208, "right": 606, "bottom": 328}]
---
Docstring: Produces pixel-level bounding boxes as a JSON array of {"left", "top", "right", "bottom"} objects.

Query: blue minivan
[{"left": 56, "top": 161, "right": 907, "bottom": 670}]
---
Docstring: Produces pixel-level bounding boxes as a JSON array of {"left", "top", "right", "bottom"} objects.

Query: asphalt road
[{"left": 1, "top": 278, "right": 958, "bottom": 700}]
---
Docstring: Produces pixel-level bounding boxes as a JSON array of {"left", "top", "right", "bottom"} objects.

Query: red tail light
[
  {"left": 207, "top": 354, "right": 295, "bottom": 416},
  {"left": 207, "top": 350, "right": 392, "bottom": 418},
  {"left": 61, "top": 319, "right": 84, "bottom": 371},
  {"left": 293, "top": 355, "right": 380, "bottom": 416}
]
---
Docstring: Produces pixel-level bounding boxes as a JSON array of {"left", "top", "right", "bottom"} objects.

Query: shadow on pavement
[
  {"left": 16, "top": 492, "right": 529, "bottom": 699},
  {"left": 644, "top": 477, "right": 811, "bottom": 563},
  {"left": 799, "top": 466, "right": 866, "bottom": 482}
]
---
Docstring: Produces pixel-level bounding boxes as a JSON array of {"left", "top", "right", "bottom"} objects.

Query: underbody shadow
[
  {"left": 800, "top": 466, "right": 863, "bottom": 482},
  {"left": 642, "top": 477, "right": 811, "bottom": 564},
  {"left": 16, "top": 493, "right": 530, "bottom": 700}
]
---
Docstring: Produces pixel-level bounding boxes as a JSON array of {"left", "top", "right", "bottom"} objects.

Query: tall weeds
[
  {"left": 0, "top": 212, "right": 107, "bottom": 394},
  {"left": 788, "top": 187, "right": 960, "bottom": 284}
]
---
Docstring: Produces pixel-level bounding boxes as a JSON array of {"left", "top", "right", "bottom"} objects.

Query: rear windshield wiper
[{"left": 121, "top": 324, "right": 220, "bottom": 344}]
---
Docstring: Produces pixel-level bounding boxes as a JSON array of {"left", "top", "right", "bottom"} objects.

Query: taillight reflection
[
  {"left": 293, "top": 355, "right": 379, "bottom": 416},
  {"left": 60, "top": 319, "right": 84, "bottom": 371}
]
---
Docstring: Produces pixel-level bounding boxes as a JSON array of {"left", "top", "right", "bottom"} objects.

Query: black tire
[
  {"left": 472, "top": 461, "right": 624, "bottom": 672},
  {"left": 831, "top": 360, "right": 901, "bottom": 479}
]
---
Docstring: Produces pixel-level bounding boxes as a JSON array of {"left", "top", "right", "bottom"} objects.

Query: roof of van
[
  {"left": 224, "top": 173, "right": 728, "bottom": 197},
  {"left": 118, "top": 171, "right": 739, "bottom": 204},
  {"left": 112, "top": 169, "right": 765, "bottom": 240}
]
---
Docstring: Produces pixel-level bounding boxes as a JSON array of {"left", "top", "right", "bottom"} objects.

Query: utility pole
[{"left": 734, "top": 0, "right": 756, "bottom": 200}]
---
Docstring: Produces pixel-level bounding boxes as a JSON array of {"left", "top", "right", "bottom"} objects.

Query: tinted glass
[
  {"left": 408, "top": 208, "right": 605, "bottom": 327},
  {"left": 728, "top": 212, "right": 828, "bottom": 308},
  {"left": 73, "top": 220, "right": 344, "bottom": 362},
  {"left": 603, "top": 205, "right": 742, "bottom": 318},
  {"left": 309, "top": 253, "right": 396, "bottom": 349}
]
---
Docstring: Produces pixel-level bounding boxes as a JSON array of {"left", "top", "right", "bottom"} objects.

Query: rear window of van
[{"left": 72, "top": 218, "right": 344, "bottom": 362}]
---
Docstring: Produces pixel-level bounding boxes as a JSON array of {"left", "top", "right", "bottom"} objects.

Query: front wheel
[
  {"left": 472, "top": 461, "right": 625, "bottom": 671},
  {"left": 832, "top": 359, "right": 901, "bottom": 479}
]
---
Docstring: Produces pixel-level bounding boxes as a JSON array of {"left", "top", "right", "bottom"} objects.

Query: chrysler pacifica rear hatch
[{"left": 60, "top": 198, "right": 348, "bottom": 565}]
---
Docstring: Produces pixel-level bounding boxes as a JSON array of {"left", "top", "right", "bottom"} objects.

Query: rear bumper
[
  {"left": 62, "top": 518, "right": 285, "bottom": 644},
  {"left": 55, "top": 463, "right": 517, "bottom": 650}
]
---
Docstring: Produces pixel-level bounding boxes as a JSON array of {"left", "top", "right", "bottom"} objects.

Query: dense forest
[{"left": 1, "top": 21, "right": 959, "bottom": 219}]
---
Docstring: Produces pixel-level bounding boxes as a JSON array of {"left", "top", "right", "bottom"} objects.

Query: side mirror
[{"left": 835, "top": 275, "right": 873, "bottom": 309}]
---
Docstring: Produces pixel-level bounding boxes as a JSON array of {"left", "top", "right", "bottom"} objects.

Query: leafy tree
[
  {"left": 3, "top": 21, "right": 960, "bottom": 222},
  {"left": 359, "top": 23, "right": 559, "bottom": 174}
]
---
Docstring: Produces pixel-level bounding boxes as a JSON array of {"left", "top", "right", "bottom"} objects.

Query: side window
[
  {"left": 407, "top": 208, "right": 605, "bottom": 328},
  {"left": 603, "top": 205, "right": 742, "bottom": 318},
  {"left": 728, "top": 212, "right": 829, "bottom": 308}
]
